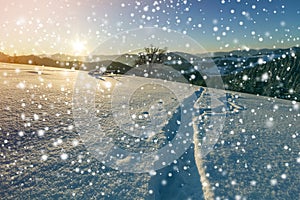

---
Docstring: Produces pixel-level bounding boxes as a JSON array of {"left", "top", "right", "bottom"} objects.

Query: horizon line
[{"left": 1, "top": 44, "right": 299, "bottom": 57}]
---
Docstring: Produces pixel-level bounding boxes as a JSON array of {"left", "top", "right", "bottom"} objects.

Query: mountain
[
  {"left": 179, "top": 46, "right": 300, "bottom": 101},
  {"left": 0, "top": 52, "right": 10, "bottom": 62},
  {"left": 41, "top": 53, "right": 87, "bottom": 62},
  {"left": 84, "top": 60, "right": 133, "bottom": 74},
  {"left": 0, "top": 52, "right": 74, "bottom": 68},
  {"left": 1, "top": 45, "right": 299, "bottom": 101},
  {"left": 0, "top": 52, "right": 133, "bottom": 73},
  {"left": 208, "top": 47, "right": 300, "bottom": 76},
  {"left": 223, "top": 51, "right": 300, "bottom": 101},
  {"left": 39, "top": 53, "right": 139, "bottom": 66},
  {"left": 197, "top": 46, "right": 300, "bottom": 58}
]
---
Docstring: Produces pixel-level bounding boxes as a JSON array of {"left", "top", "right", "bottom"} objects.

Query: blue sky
[{"left": 0, "top": 0, "right": 299, "bottom": 55}]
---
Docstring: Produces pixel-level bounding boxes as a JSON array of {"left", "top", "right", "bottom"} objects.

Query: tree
[{"left": 135, "top": 45, "right": 167, "bottom": 72}]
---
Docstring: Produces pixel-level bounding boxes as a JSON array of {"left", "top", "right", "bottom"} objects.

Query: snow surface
[{"left": 0, "top": 63, "right": 299, "bottom": 199}]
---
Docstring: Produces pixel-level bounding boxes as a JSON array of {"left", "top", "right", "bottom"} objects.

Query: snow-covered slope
[{"left": 0, "top": 63, "right": 299, "bottom": 199}]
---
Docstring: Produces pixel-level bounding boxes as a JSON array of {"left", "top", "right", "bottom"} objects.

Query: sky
[{"left": 0, "top": 0, "right": 300, "bottom": 55}]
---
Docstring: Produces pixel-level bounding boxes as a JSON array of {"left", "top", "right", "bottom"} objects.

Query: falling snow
[{"left": 0, "top": 0, "right": 300, "bottom": 199}]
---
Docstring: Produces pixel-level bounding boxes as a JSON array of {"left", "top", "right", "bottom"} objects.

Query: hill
[
  {"left": 166, "top": 47, "right": 300, "bottom": 101},
  {"left": 0, "top": 52, "right": 132, "bottom": 74},
  {"left": 1, "top": 46, "right": 299, "bottom": 101},
  {"left": 223, "top": 51, "right": 300, "bottom": 101}
]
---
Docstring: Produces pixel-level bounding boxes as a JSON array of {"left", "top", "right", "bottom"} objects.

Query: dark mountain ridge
[{"left": 1, "top": 46, "right": 299, "bottom": 101}]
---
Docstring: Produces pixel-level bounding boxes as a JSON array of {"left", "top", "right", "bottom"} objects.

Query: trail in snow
[
  {"left": 192, "top": 88, "right": 245, "bottom": 200},
  {"left": 192, "top": 88, "right": 215, "bottom": 200}
]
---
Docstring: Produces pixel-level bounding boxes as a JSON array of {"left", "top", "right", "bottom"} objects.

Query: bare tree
[{"left": 135, "top": 45, "right": 167, "bottom": 72}]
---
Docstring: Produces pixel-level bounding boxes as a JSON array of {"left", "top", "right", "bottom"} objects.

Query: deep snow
[{"left": 0, "top": 63, "right": 299, "bottom": 199}]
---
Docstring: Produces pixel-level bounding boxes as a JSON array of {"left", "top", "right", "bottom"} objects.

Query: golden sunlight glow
[{"left": 72, "top": 40, "right": 86, "bottom": 54}]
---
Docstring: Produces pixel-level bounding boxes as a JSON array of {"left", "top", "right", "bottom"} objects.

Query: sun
[{"left": 72, "top": 40, "right": 86, "bottom": 54}]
